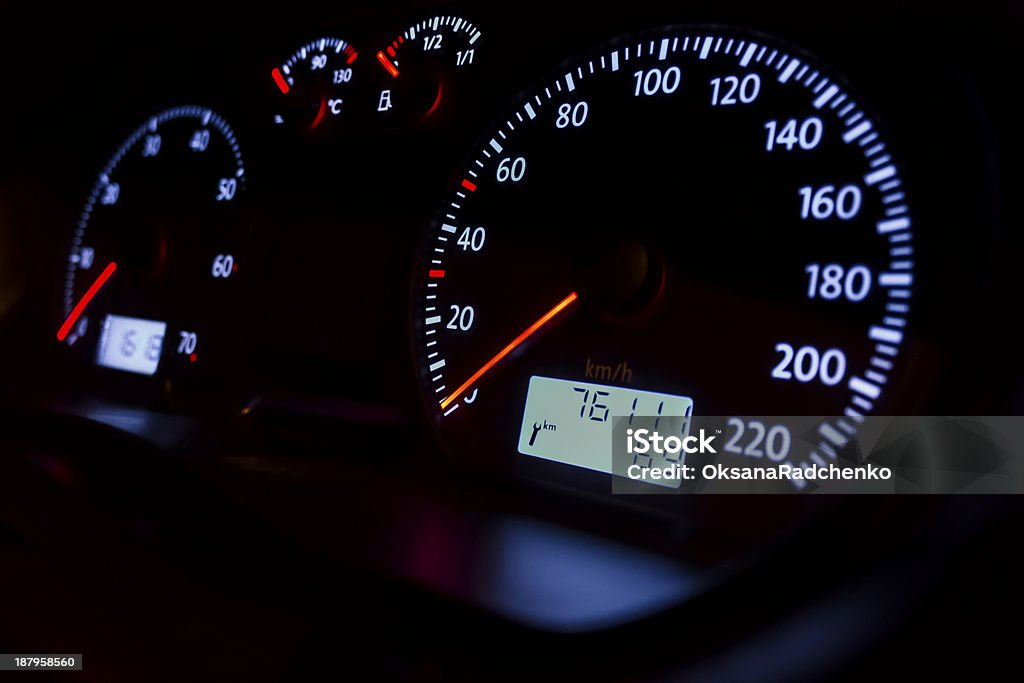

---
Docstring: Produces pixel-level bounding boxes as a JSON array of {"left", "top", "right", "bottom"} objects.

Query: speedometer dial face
[
  {"left": 60, "top": 106, "right": 248, "bottom": 406},
  {"left": 413, "top": 27, "right": 915, "bottom": 476}
]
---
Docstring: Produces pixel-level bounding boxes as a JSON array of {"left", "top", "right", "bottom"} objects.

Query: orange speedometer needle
[
  {"left": 57, "top": 261, "right": 117, "bottom": 342},
  {"left": 439, "top": 291, "right": 579, "bottom": 410}
]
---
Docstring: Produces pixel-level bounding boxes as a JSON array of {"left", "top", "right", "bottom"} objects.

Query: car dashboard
[{"left": 1, "top": 2, "right": 1023, "bottom": 680}]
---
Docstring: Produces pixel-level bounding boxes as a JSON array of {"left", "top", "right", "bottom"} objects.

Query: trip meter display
[
  {"left": 412, "top": 27, "right": 916, "bottom": 478},
  {"left": 518, "top": 375, "right": 693, "bottom": 482}
]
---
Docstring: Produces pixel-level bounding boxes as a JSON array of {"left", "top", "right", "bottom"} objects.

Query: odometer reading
[
  {"left": 519, "top": 375, "right": 693, "bottom": 486},
  {"left": 413, "top": 27, "right": 915, "bottom": 478}
]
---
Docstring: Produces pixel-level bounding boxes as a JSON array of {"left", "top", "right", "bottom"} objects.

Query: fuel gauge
[{"left": 370, "top": 15, "right": 484, "bottom": 124}]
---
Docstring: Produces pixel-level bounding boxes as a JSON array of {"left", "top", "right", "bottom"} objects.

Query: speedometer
[{"left": 412, "top": 27, "right": 915, "bottom": 478}]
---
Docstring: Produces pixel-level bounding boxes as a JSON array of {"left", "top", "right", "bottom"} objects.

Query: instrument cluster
[{"left": 0, "top": 2, "right": 1020, "bottom": 498}]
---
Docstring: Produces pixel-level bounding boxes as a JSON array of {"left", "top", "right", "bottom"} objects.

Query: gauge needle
[
  {"left": 57, "top": 261, "right": 117, "bottom": 342},
  {"left": 377, "top": 51, "right": 400, "bottom": 78},
  {"left": 271, "top": 67, "right": 290, "bottom": 95},
  {"left": 439, "top": 291, "right": 579, "bottom": 410}
]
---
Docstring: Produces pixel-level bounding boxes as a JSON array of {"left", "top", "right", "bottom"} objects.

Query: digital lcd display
[
  {"left": 518, "top": 375, "right": 694, "bottom": 485},
  {"left": 95, "top": 314, "right": 167, "bottom": 376}
]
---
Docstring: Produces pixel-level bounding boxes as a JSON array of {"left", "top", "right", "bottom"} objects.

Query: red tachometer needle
[
  {"left": 376, "top": 51, "right": 400, "bottom": 78},
  {"left": 57, "top": 261, "right": 117, "bottom": 342},
  {"left": 439, "top": 291, "right": 579, "bottom": 410}
]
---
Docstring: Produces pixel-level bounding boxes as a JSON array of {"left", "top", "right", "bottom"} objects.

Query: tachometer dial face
[
  {"left": 371, "top": 15, "right": 483, "bottom": 123},
  {"left": 60, "top": 106, "right": 248, "bottom": 405},
  {"left": 412, "top": 27, "right": 915, "bottom": 478},
  {"left": 270, "top": 37, "right": 360, "bottom": 131}
]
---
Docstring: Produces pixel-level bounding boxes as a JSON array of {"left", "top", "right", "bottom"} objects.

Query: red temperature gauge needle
[
  {"left": 271, "top": 67, "right": 290, "bottom": 94},
  {"left": 439, "top": 291, "right": 579, "bottom": 410},
  {"left": 57, "top": 261, "right": 117, "bottom": 341}
]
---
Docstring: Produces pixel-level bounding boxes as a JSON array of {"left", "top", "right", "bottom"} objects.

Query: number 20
[{"left": 447, "top": 305, "right": 475, "bottom": 331}]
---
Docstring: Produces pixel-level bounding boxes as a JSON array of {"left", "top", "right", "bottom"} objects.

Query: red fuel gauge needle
[
  {"left": 439, "top": 291, "right": 579, "bottom": 410},
  {"left": 57, "top": 261, "right": 117, "bottom": 341},
  {"left": 376, "top": 51, "right": 400, "bottom": 78}
]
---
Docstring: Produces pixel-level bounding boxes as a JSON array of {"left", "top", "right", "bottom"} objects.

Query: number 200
[{"left": 771, "top": 344, "right": 846, "bottom": 386}]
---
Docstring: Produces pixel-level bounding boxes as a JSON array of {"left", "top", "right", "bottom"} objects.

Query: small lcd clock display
[{"left": 95, "top": 314, "right": 167, "bottom": 376}]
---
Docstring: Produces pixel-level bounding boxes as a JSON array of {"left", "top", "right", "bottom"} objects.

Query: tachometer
[
  {"left": 59, "top": 106, "right": 249, "bottom": 407},
  {"left": 412, "top": 27, "right": 916, "bottom": 479}
]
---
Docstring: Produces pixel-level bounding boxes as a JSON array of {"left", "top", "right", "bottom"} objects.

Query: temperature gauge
[{"left": 270, "top": 37, "right": 360, "bottom": 131}]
